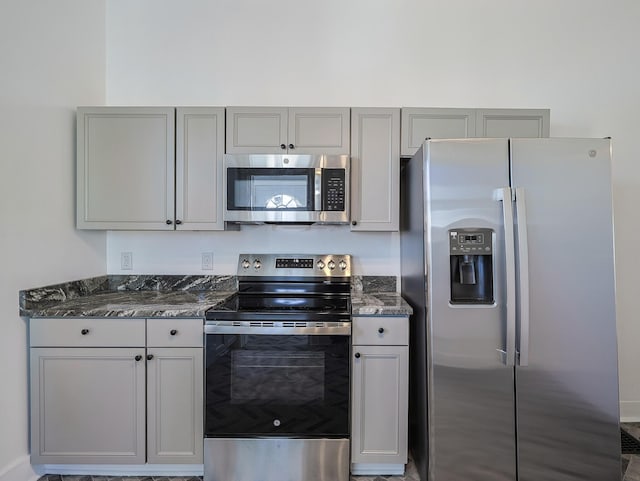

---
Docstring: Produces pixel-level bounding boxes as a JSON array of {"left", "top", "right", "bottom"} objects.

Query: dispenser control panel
[{"left": 449, "top": 229, "right": 493, "bottom": 254}]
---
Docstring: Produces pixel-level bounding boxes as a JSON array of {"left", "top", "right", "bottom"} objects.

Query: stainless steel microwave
[{"left": 223, "top": 154, "right": 350, "bottom": 224}]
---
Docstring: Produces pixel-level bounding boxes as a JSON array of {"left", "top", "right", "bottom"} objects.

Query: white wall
[
  {"left": 0, "top": 2, "right": 107, "bottom": 480},
  {"left": 105, "top": 0, "right": 640, "bottom": 418}
]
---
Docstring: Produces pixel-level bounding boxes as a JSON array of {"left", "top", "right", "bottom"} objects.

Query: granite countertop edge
[{"left": 20, "top": 274, "right": 413, "bottom": 319}]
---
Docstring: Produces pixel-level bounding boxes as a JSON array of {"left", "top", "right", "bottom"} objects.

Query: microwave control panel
[{"left": 322, "top": 169, "right": 346, "bottom": 211}]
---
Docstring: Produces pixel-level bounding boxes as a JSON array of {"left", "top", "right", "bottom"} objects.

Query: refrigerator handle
[
  {"left": 515, "top": 187, "right": 530, "bottom": 367},
  {"left": 495, "top": 187, "right": 517, "bottom": 367}
]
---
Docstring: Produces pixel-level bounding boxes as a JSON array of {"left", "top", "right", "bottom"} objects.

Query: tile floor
[
  {"left": 36, "top": 427, "right": 637, "bottom": 481},
  {"left": 622, "top": 422, "right": 640, "bottom": 481}
]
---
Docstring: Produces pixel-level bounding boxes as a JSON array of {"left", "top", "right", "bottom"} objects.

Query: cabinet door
[
  {"left": 77, "top": 107, "right": 175, "bottom": 230},
  {"left": 288, "top": 107, "right": 350, "bottom": 155},
  {"left": 226, "top": 107, "right": 288, "bottom": 154},
  {"left": 176, "top": 107, "right": 225, "bottom": 230},
  {"left": 401, "top": 108, "right": 476, "bottom": 157},
  {"left": 475, "top": 109, "right": 550, "bottom": 138},
  {"left": 146, "top": 347, "right": 203, "bottom": 464},
  {"left": 351, "top": 345, "right": 408, "bottom": 464},
  {"left": 350, "top": 108, "right": 400, "bottom": 231},
  {"left": 30, "top": 347, "right": 146, "bottom": 464}
]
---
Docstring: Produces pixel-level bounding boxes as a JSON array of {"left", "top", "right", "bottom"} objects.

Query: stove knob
[
  {"left": 316, "top": 260, "right": 325, "bottom": 270},
  {"left": 242, "top": 259, "right": 250, "bottom": 269},
  {"left": 339, "top": 260, "right": 347, "bottom": 270},
  {"left": 253, "top": 260, "right": 262, "bottom": 270},
  {"left": 328, "top": 260, "right": 336, "bottom": 270}
]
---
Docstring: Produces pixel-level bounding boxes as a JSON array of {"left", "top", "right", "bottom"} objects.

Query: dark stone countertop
[
  {"left": 20, "top": 275, "right": 236, "bottom": 318},
  {"left": 351, "top": 292, "right": 413, "bottom": 316},
  {"left": 23, "top": 289, "right": 235, "bottom": 318},
  {"left": 20, "top": 274, "right": 412, "bottom": 318}
]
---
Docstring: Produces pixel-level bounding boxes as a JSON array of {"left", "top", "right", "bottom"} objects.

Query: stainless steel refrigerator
[{"left": 400, "top": 138, "right": 620, "bottom": 481}]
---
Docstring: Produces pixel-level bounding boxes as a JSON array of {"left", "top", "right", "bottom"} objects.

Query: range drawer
[
  {"left": 30, "top": 318, "right": 145, "bottom": 347},
  {"left": 146, "top": 318, "right": 203, "bottom": 347},
  {"left": 352, "top": 316, "right": 409, "bottom": 346}
]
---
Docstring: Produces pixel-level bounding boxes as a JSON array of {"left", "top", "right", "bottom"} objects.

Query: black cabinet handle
[
  {"left": 378, "top": 327, "right": 385, "bottom": 334},
  {"left": 280, "top": 144, "right": 286, "bottom": 150},
  {"left": 81, "top": 329, "right": 89, "bottom": 335},
  {"left": 351, "top": 220, "right": 357, "bottom": 226},
  {"left": 170, "top": 329, "right": 178, "bottom": 336},
  {"left": 135, "top": 355, "right": 142, "bottom": 362},
  {"left": 147, "top": 354, "right": 154, "bottom": 361},
  {"left": 288, "top": 143, "right": 294, "bottom": 149},
  {"left": 354, "top": 352, "right": 361, "bottom": 358},
  {"left": 175, "top": 220, "right": 182, "bottom": 225},
  {"left": 166, "top": 219, "right": 173, "bottom": 225}
]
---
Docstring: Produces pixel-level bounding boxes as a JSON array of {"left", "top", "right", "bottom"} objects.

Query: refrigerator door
[
  {"left": 511, "top": 138, "right": 620, "bottom": 481},
  {"left": 425, "top": 139, "right": 516, "bottom": 481}
]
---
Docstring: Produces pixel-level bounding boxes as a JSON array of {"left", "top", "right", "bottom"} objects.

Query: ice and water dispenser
[{"left": 449, "top": 228, "right": 494, "bottom": 304}]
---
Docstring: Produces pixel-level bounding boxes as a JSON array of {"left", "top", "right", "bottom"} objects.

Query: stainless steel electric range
[{"left": 204, "top": 254, "right": 352, "bottom": 481}]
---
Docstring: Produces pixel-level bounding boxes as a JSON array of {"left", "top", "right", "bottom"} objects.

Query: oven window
[
  {"left": 231, "top": 349, "right": 324, "bottom": 404},
  {"left": 227, "top": 168, "right": 315, "bottom": 211},
  {"left": 205, "top": 333, "right": 349, "bottom": 437}
]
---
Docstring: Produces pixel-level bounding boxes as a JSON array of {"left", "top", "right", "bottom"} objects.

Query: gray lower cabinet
[
  {"left": 146, "top": 319, "right": 203, "bottom": 464},
  {"left": 29, "top": 318, "right": 203, "bottom": 465},
  {"left": 351, "top": 316, "right": 409, "bottom": 475},
  {"left": 77, "top": 106, "right": 225, "bottom": 230},
  {"left": 400, "top": 107, "right": 550, "bottom": 157},
  {"left": 30, "top": 346, "right": 147, "bottom": 464},
  {"left": 350, "top": 108, "right": 401, "bottom": 232}
]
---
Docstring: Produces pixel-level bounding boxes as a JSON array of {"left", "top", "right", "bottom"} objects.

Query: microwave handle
[{"left": 314, "top": 168, "right": 322, "bottom": 211}]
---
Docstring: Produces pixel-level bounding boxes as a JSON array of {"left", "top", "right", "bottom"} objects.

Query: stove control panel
[{"left": 238, "top": 254, "right": 351, "bottom": 277}]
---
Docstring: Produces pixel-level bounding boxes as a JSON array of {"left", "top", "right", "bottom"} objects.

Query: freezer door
[
  {"left": 425, "top": 139, "right": 516, "bottom": 481},
  {"left": 510, "top": 138, "right": 620, "bottom": 481}
]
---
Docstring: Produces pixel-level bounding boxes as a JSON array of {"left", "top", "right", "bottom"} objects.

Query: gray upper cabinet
[
  {"left": 77, "top": 106, "right": 226, "bottom": 231},
  {"left": 475, "top": 108, "right": 550, "bottom": 138},
  {"left": 350, "top": 108, "right": 400, "bottom": 232},
  {"left": 401, "top": 108, "right": 476, "bottom": 157},
  {"left": 77, "top": 107, "right": 175, "bottom": 230},
  {"left": 400, "top": 108, "right": 550, "bottom": 157},
  {"left": 176, "top": 107, "right": 225, "bottom": 230},
  {"left": 226, "top": 107, "right": 350, "bottom": 155}
]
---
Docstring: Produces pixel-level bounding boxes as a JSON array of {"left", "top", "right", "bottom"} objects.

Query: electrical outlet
[
  {"left": 202, "top": 252, "right": 214, "bottom": 270},
  {"left": 121, "top": 252, "right": 133, "bottom": 270}
]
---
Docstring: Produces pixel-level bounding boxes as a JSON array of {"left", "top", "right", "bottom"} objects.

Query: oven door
[{"left": 204, "top": 321, "right": 350, "bottom": 438}]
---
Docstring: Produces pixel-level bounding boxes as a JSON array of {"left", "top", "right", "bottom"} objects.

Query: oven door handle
[{"left": 205, "top": 321, "right": 351, "bottom": 336}]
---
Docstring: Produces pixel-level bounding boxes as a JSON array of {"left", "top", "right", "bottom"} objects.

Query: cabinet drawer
[
  {"left": 352, "top": 316, "right": 409, "bottom": 346},
  {"left": 30, "top": 318, "right": 145, "bottom": 347},
  {"left": 146, "top": 318, "right": 203, "bottom": 347}
]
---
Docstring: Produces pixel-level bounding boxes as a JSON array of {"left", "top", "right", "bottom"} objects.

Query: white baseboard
[
  {"left": 620, "top": 401, "right": 640, "bottom": 422},
  {"left": 32, "top": 464, "right": 203, "bottom": 477},
  {"left": 0, "top": 456, "right": 39, "bottom": 481},
  {"left": 351, "top": 463, "right": 405, "bottom": 476}
]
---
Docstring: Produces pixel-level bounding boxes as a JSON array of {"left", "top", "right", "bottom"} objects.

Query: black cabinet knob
[
  {"left": 81, "top": 329, "right": 89, "bottom": 335},
  {"left": 147, "top": 354, "right": 154, "bottom": 361},
  {"left": 351, "top": 220, "right": 357, "bottom": 226},
  {"left": 280, "top": 144, "right": 286, "bottom": 150},
  {"left": 166, "top": 219, "right": 173, "bottom": 225},
  {"left": 354, "top": 352, "right": 361, "bottom": 358},
  {"left": 288, "top": 143, "right": 294, "bottom": 149},
  {"left": 170, "top": 329, "right": 178, "bottom": 336},
  {"left": 135, "top": 355, "right": 142, "bottom": 362},
  {"left": 378, "top": 327, "right": 385, "bottom": 334},
  {"left": 175, "top": 220, "right": 182, "bottom": 225}
]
